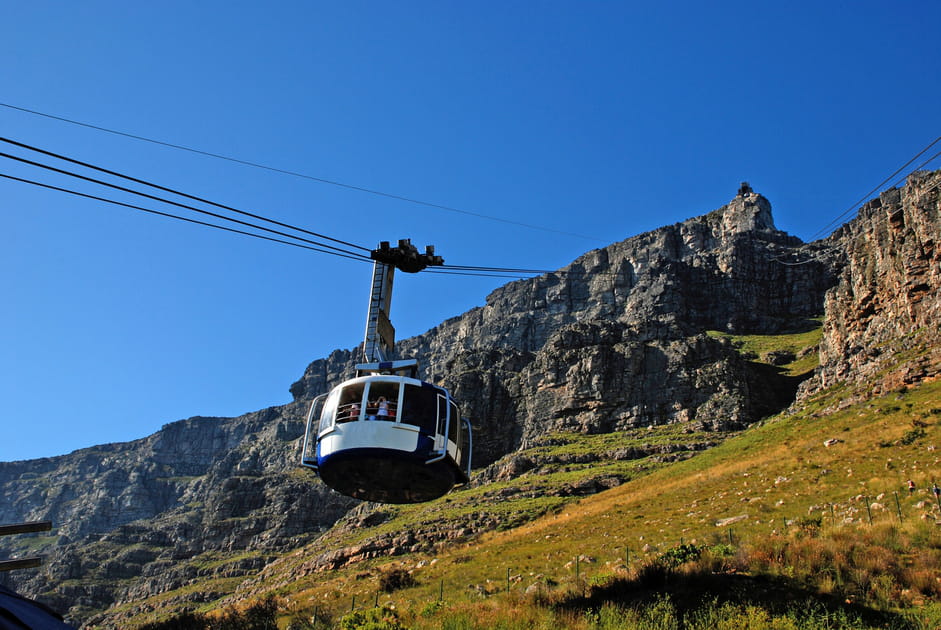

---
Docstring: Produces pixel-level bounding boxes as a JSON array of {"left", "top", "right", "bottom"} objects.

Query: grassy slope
[
  {"left": 116, "top": 325, "right": 941, "bottom": 627},
  {"left": 295, "top": 379, "right": 939, "bottom": 604}
]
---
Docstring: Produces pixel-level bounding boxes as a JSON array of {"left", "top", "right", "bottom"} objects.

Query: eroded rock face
[
  {"left": 397, "top": 191, "right": 835, "bottom": 464},
  {"left": 801, "top": 171, "right": 941, "bottom": 399},
  {"left": 288, "top": 189, "right": 837, "bottom": 466}
]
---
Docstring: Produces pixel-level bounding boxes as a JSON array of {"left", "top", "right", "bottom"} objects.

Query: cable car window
[
  {"left": 401, "top": 384, "right": 438, "bottom": 434},
  {"left": 319, "top": 389, "right": 340, "bottom": 433},
  {"left": 365, "top": 381, "right": 398, "bottom": 421},
  {"left": 449, "top": 401, "right": 460, "bottom": 446},
  {"left": 338, "top": 384, "right": 365, "bottom": 423},
  {"left": 437, "top": 396, "right": 448, "bottom": 446}
]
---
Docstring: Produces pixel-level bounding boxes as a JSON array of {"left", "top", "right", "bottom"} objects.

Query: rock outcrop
[{"left": 801, "top": 170, "right": 941, "bottom": 401}]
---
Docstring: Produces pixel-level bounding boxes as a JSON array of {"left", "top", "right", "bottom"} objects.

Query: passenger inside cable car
[{"left": 338, "top": 386, "right": 364, "bottom": 423}]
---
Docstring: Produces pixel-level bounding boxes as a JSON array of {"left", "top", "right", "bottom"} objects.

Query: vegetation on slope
[
  {"left": 284, "top": 379, "right": 941, "bottom": 629},
  {"left": 119, "top": 325, "right": 941, "bottom": 628}
]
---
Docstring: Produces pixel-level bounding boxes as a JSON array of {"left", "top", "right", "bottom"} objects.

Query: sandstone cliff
[{"left": 800, "top": 170, "right": 941, "bottom": 401}]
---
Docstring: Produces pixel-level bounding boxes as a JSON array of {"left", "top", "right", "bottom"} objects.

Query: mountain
[{"left": 1, "top": 173, "right": 938, "bottom": 627}]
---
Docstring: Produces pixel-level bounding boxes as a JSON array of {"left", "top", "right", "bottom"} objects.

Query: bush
[
  {"left": 214, "top": 597, "right": 278, "bottom": 630},
  {"left": 419, "top": 600, "right": 445, "bottom": 618},
  {"left": 587, "top": 573, "right": 618, "bottom": 589},
  {"left": 900, "top": 427, "right": 926, "bottom": 445},
  {"left": 137, "top": 598, "right": 278, "bottom": 630},
  {"left": 138, "top": 611, "right": 207, "bottom": 630},
  {"left": 285, "top": 603, "right": 333, "bottom": 630},
  {"left": 793, "top": 516, "right": 822, "bottom": 537},
  {"left": 379, "top": 567, "right": 417, "bottom": 593},
  {"left": 338, "top": 606, "right": 407, "bottom": 630},
  {"left": 657, "top": 543, "right": 703, "bottom": 568}
]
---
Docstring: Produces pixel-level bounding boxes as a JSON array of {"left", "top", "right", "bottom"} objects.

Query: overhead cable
[
  {"left": 774, "top": 152, "right": 941, "bottom": 266},
  {"left": 0, "top": 136, "right": 369, "bottom": 253},
  {"left": 805, "top": 134, "right": 941, "bottom": 242},
  {"left": 439, "top": 263, "right": 627, "bottom": 278},
  {"left": 0, "top": 150, "right": 372, "bottom": 261},
  {"left": 0, "top": 102, "right": 606, "bottom": 243},
  {"left": 0, "top": 172, "right": 370, "bottom": 262},
  {"left": 1, "top": 136, "right": 625, "bottom": 279},
  {"left": 425, "top": 269, "right": 538, "bottom": 279}
]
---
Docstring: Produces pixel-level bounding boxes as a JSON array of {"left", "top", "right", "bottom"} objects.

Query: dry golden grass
[{"left": 289, "top": 378, "right": 941, "bottom": 620}]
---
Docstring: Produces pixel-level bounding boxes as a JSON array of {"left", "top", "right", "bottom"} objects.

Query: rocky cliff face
[
  {"left": 292, "top": 188, "right": 838, "bottom": 465},
  {"left": 1, "top": 182, "right": 896, "bottom": 626},
  {"left": 800, "top": 170, "right": 941, "bottom": 402}
]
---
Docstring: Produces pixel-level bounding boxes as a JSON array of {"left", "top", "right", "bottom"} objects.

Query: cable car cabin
[{"left": 301, "top": 360, "right": 472, "bottom": 504}]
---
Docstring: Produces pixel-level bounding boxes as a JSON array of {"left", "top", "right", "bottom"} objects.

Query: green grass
[
  {"left": 113, "top": 324, "right": 941, "bottom": 629},
  {"left": 707, "top": 319, "right": 823, "bottom": 376},
  {"left": 259, "top": 379, "right": 941, "bottom": 628}
]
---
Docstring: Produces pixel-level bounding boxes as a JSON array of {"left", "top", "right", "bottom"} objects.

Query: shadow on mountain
[{"left": 747, "top": 361, "right": 814, "bottom": 420}]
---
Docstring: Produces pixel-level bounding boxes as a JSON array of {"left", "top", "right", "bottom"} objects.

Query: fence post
[
  {"left": 506, "top": 567, "right": 511, "bottom": 593},
  {"left": 351, "top": 595, "right": 356, "bottom": 612},
  {"left": 728, "top": 527, "right": 734, "bottom": 545},
  {"left": 894, "top": 491, "right": 903, "bottom": 523},
  {"left": 439, "top": 579, "right": 444, "bottom": 601},
  {"left": 865, "top": 498, "right": 873, "bottom": 525},
  {"left": 575, "top": 556, "right": 580, "bottom": 585}
]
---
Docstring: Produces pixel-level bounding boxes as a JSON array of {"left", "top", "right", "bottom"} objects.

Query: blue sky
[{"left": 2, "top": 2, "right": 939, "bottom": 462}]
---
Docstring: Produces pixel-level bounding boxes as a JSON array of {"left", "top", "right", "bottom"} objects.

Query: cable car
[{"left": 300, "top": 240, "right": 472, "bottom": 503}]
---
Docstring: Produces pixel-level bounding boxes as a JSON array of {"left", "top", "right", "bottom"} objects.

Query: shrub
[
  {"left": 419, "top": 600, "right": 446, "bottom": 618},
  {"left": 137, "top": 599, "right": 279, "bottom": 630},
  {"left": 657, "top": 543, "right": 703, "bottom": 568},
  {"left": 379, "top": 567, "right": 417, "bottom": 593},
  {"left": 900, "top": 427, "right": 926, "bottom": 445},
  {"left": 793, "top": 515, "right": 822, "bottom": 537},
  {"left": 338, "top": 606, "right": 407, "bottom": 630},
  {"left": 214, "top": 598, "right": 278, "bottom": 630},
  {"left": 587, "top": 573, "right": 617, "bottom": 589},
  {"left": 285, "top": 604, "right": 333, "bottom": 630},
  {"left": 138, "top": 611, "right": 207, "bottom": 630}
]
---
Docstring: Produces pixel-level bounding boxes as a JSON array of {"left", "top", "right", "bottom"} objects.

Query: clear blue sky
[{"left": 2, "top": 2, "right": 939, "bottom": 462}]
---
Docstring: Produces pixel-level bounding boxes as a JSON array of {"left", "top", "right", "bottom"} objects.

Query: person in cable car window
[
  {"left": 377, "top": 396, "right": 390, "bottom": 420},
  {"left": 348, "top": 400, "right": 360, "bottom": 421}
]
